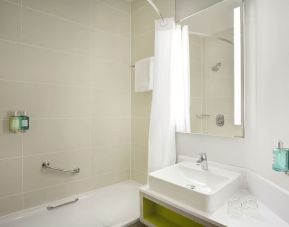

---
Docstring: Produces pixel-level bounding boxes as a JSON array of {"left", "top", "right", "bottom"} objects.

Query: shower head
[{"left": 211, "top": 62, "right": 222, "bottom": 72}]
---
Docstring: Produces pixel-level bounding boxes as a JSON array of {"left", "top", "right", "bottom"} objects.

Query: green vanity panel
[{"left": 143, "top": 197, "right": 204, "bottom": 227}]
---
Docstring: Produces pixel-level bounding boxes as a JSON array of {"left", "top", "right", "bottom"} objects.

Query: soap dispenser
[{"left": 272, "top": 141, "right": 289, "bottom": 172}]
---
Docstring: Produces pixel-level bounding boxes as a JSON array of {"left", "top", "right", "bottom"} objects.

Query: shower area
[{"left": 0, "top": 0, "right": 174, "bottom": 226}]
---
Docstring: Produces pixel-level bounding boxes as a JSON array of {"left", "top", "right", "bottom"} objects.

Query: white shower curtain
[{"left": 148, "top": 19, "right": 190, "bottom": 173}]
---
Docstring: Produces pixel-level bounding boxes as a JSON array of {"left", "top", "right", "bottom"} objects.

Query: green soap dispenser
[
  {"left": 9, "top": 111, "right": 20, "bottom": 133},
  {"left": 272, "top": 141, "right": 289, "bottom": 172}
]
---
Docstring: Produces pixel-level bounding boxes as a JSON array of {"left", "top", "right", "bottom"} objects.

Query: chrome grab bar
[
  {"left": 196, "top": 114, "right": 211, "bottom": 118},
  {"left": 47, "top": 198, "right": 79, "bottom": 210},
  {"left": 42, "top": 162, "right": 80, "bottom": 174}
]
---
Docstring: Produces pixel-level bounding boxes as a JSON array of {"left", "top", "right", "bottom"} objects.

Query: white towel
[{"left": 134, "top": 57, "right": 154, "bottom": 92}]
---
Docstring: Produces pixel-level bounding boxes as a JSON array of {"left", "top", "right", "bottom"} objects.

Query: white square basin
[{"left": 148, "top": 161, "right": 242, "bottom": 212}]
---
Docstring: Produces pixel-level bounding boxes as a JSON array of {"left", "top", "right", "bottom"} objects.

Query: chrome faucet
[{"left": 196, "top": 153, "right": 208, "bottom": 170}]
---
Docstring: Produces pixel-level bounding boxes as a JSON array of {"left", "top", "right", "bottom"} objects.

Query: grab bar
[
  {"left": 42, "top": 162, "right": 80, "bottom": 174},
  {"left": 196, "top": 114, "right": 211, "bottom": 118},
  {"left": 47, "top": 198, "right": 79, "bottom": 210}
]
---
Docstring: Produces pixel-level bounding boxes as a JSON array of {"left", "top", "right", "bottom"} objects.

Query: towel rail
[{"left": 42, "top": 162, "right": 80, "bottom": 174}]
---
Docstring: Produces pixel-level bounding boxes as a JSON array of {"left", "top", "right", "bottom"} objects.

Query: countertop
[{"left": 140, "top": 186, "right": 289, "bottom": 227}]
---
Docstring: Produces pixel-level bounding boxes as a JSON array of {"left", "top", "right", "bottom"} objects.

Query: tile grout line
[{"left": 19, "top": 0, "right": 24, "bottom": 210}]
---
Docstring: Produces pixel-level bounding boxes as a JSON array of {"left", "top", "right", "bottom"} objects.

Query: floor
[{"left": 127, "top": 221, "right": 146, "bottom": 227}]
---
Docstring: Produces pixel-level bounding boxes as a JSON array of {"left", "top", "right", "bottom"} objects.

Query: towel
[{"left": 134, "top": 57, "right": 154, "bottom": 92}]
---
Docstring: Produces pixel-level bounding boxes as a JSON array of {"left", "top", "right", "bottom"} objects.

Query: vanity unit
[{"left": 139, "top": 157, "right": 289, "bottom": 227}]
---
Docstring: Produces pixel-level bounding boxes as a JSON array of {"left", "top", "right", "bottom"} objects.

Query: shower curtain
[{"left": 148, "top": 19, "right": 190, "bottom": 172}]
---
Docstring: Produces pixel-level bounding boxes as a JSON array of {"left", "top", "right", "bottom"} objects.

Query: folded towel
[{"left": 134, "top": 57, "right": 154, "bottom": 92}]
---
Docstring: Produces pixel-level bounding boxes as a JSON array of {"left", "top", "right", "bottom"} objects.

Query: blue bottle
[{"left": 272, "top": 141, "right": 289, "bottom": 172}]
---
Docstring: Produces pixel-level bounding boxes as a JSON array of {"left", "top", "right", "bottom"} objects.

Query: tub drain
[{"left": 186, "top": 184, "right": 196, "bottom": 190}]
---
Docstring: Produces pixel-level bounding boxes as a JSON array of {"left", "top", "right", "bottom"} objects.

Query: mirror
[{"left": 176, "top": 0, "right": 244, "bottom": 138}]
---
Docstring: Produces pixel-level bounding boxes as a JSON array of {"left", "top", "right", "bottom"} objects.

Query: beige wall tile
[
  {"left": 28, "top": 84, "right": 91, "bottom": 118},
  {"left": 92, "top": 144, "right": 130, "bottom": 175},
  {"left": 22, "top": 188, "right": 48, "bottom": 209},
  {"left": 0, "top": 40, "right": 20, "bottom": 80},
  {"left": 90, "top": 30, "right": 130, "bottom": 63},
  {"left": 0, "top": 158, "right": 22, "bottom": 197},
  {"left": 132, "top": 0, "right": 147, "bottom": 12},
  {"left": 105, "top": 0, "right": 131, "bottom": 14},
  {"left": 23, "top": 118, "right": 91, "bottom": 155},
  {"left": 20, "top": 44, "right": 90, "bottom": 86},
  {"left": 22, "top": 8, "right": 89, "bottom": 54},
  {"left": 23, "top": 150, "right": 93, "bottom": 192},
  {"left": 134, "top": 117, "right": 150, "bottom": 146},
  {"left": 0, "top": 120, "right": 22, "bottom": 159},
  {"left": 0, "top": 0, "right": 132, "bottom": 216},
  {"left": 0, "top": 194, "right": 22, "bottom": 217},
  {"left": 133, "top": 92, "right": 152, "bottom": 118},
  {"left": 0, "top": 0, "right": 20, "bottom": 41},
  {"left": 133, "top": 5, "right": 156, "bottom": 36},
  {"left": 0, "top": 81, "right": 91, "bottom": 119},
  {"left": 90, "top": 59, "right": 130, "bottom": 92},
  {"left": 90, "top": 1, "right": 130, "bottom": 38},
  {"left": 133, "top": 31, "right": 154, "bottom": 61},
  {"left": 91, "top": 90, "right": 131, "bottom": 118},
  {"left": 22, "top": 0, "right": 90, "bottom": 25},
  {"left": 134, "top": 145, "right": 148, "bottom": 173}
]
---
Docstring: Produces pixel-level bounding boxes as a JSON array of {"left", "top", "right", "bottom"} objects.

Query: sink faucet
[{"left": 196, "top": 153, "right": 208, "bottom": 170}]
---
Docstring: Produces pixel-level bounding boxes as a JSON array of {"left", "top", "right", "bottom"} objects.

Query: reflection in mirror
[{"left": 177, "top": 0, "right": 244, "bottom": 138}]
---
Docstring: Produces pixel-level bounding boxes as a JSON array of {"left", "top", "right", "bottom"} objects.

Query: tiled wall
[
  {"left": 131, "top": 0, "right": 175, "bottom": 184},
  {"left": 0, "top": 0, "right": 131, "bottom": 216}
]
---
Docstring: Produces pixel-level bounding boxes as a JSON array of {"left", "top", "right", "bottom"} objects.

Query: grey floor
[{"left": 127, "top": 221, "right": 147, "bottom": 227}]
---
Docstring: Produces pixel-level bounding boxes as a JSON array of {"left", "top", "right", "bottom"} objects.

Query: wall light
[{"left": 234, "top": 7, "right": 242, "bottom": 126}]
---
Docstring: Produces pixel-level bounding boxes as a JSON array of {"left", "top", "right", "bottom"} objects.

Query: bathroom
[{"left": 0, "top": 0, "right": 288, "bottom": 226}]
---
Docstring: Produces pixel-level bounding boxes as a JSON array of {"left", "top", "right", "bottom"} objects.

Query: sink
[{"left": 148, "top": 161, "right": 242, "bottom": 212}]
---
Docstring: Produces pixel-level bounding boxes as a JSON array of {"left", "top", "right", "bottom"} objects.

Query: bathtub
[{"left": 0, "top": 181, "right": 141, "bottom": 227}]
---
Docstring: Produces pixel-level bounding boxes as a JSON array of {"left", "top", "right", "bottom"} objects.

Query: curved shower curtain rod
[
  {"left": 145, "top": 0, "right": 232, "bottom": 45},
  {"left": 145, "top": 0, "right": 164, "bottom": 23}
]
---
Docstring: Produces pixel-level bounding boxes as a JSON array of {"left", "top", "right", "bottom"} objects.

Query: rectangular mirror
[{"left": 176, "top": 0, "right": 244, "bottom": 138}]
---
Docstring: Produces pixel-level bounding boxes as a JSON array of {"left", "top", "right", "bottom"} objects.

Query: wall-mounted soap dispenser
[
  {"left": 9, "top": 111, "right": 30, "bottom": 133},
  {"left": 272, "top": 141, "right": 289, "bottom": 174}
]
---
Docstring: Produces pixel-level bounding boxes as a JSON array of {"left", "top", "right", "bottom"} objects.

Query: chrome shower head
[{"left": 211, "top": 62, "right": 222, "bottom": 72}]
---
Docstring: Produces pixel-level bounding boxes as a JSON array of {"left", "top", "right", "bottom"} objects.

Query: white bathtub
[{"left": 0, "top": 181, "right": 141, "bottom": 227}]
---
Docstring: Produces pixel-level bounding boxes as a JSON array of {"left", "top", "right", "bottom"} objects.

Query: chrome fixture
[
  {"left": 47, "top": 198, "right": 79, "bottom": 210},
  {"left": 196, "top": 114, "right": 211, "bottom": 119},
  {"left": 42, "top": 162, "right": 80, "bottom": 174},
  {"left": 145, "top": 0, "right": 165, "bottom": 24},
  {"left": 212, "top": 62, "right": 222, "bottom": 72},
  {"left": 216, "top": 114, "right": 225, "bottom": 127},
  {"left": 196, "top": 153, "right": 208, "bottom": 170}
]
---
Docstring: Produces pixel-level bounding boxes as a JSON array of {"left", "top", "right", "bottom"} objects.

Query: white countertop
[{"left": 140, "top": 186, "right": 289, "bottom": 227}]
